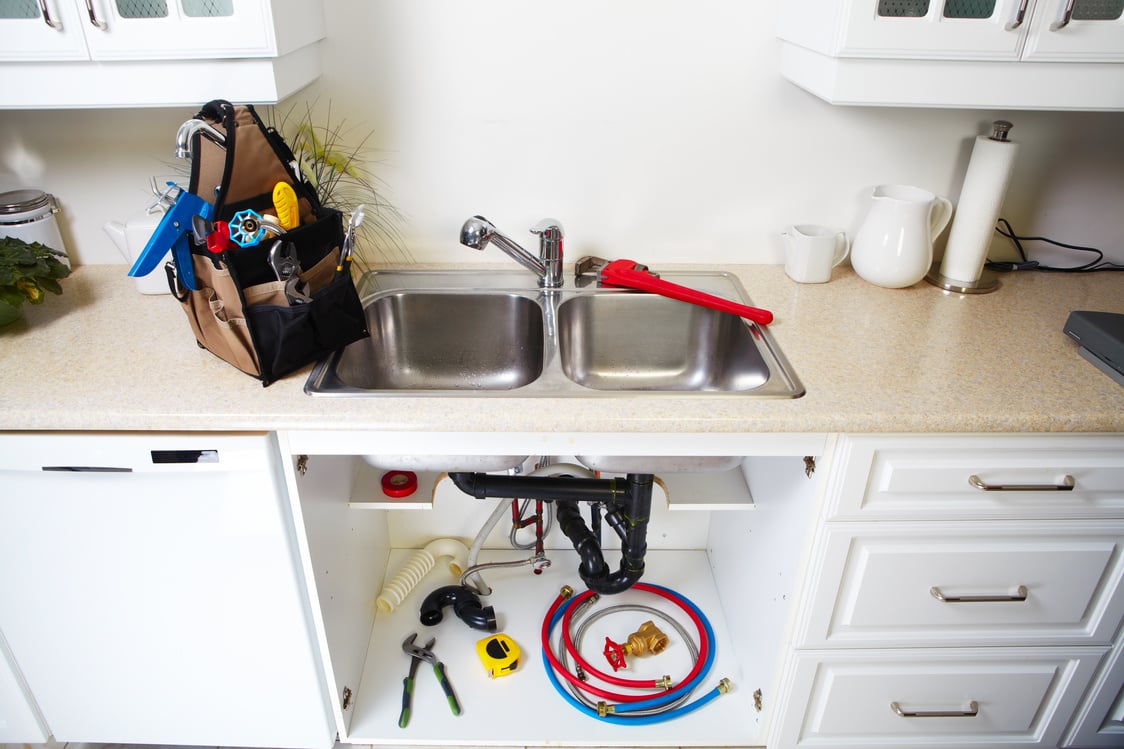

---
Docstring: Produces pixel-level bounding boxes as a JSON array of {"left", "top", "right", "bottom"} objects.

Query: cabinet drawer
[
  {"left": 775, "top": 647, "right": 1104, "bottom": 749},
  {"left": 799, "top": 521, "right": 1124, "bottom": 648},
  {"left": 827, "top": 434, "right": 1124, "bottom": 520}
]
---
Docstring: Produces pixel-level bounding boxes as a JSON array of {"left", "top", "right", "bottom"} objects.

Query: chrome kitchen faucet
[{"left": 460, "top": 216, "right": 564, "bottom": 288}]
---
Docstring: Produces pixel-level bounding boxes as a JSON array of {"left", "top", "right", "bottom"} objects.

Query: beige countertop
[{"left": 1, "top": 264, "right": 1121, "bottom": 434}]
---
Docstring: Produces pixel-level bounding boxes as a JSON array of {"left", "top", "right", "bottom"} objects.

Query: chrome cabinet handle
[
  {"left": 931, "top": 585, "right": 1028, "bottom": 603},
  {"left": 892, "top": 701, "right": 979, "bottom": 718},
  {"left": 1050, "top": 0, "right": 1076, "bottom": 30},
  {"left": 1005, "top": 0, "right": 1029, "bottom": 30},
  {"left": 85, "top": 0, "right": 107, "bottom": 29},
  {"left": 38, "top": 0, "right": 62, "bottom": 29},
  {"left": 969, "top": 474, "right": 1075, "bottom": 491}
]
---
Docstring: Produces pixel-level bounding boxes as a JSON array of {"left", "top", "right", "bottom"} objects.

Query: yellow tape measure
[{"left": 476, "top": 633, "right": 520, "bottom": 678}]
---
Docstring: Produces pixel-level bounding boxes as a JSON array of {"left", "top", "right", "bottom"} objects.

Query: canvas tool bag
[{"left": 169, "top": 99, "right": 369, "bottom": 386}]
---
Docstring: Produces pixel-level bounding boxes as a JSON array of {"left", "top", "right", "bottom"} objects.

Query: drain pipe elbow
[
  {"left": 448, "top": 471, "right": 483, "bottom": 498},
  {"left": 420, "top": 584, "right": 498, "bottom": 632}
]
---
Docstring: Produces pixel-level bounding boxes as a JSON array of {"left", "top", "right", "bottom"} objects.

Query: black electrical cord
[{"left": 985, "top": 218, "right": 1124, "bottom": 273}]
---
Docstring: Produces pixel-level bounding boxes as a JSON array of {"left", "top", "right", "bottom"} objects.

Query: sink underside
[{"left": 305, "top": 269, "right": 803, "bottom": 398}]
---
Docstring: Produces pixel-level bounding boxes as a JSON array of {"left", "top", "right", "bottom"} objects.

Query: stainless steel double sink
[{"left": 304, "top": 268, "right": 804, "bottom": 398}]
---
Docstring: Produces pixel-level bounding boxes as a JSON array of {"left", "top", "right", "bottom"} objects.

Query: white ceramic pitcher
[{"left": 851, "top": 184, "right": 953, "bottom": 289}]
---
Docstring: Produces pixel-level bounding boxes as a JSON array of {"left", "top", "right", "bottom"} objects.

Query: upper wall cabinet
[
  {"left": 0, "top": 0, "right": 324, "bottom": 108},
  {"left": 777, "top": 0, "right": 1124, "bottom": 110}
]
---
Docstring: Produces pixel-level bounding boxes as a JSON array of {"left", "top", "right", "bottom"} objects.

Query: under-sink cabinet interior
[{"left": 277, "top": 431, "right": 827, "bottom": 747}]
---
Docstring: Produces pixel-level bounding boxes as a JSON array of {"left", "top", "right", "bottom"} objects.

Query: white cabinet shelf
[
  {"left": 777, "top": 0, "right": 1124, "bottom": 110},
  {"left": 0, "top": 0, "right": 323, "bottom": 108}
]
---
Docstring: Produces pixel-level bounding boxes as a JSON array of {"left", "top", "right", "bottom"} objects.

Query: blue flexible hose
[{"left": 541, "top": 583, "right": 724, "bottom": 724}]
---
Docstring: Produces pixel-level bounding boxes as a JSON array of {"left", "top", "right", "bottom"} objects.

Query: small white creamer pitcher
[{"left": 851, "top": 184, "right": 953, "bottom": 289}]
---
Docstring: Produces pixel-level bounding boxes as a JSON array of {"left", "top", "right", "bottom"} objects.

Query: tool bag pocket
[{"left": 169, "top": 100, "right": 369, "bottom": 386}]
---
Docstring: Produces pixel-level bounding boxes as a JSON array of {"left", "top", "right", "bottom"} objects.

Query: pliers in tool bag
[{"left": 398, "top": 632, "right": 462, "bottom": 728}]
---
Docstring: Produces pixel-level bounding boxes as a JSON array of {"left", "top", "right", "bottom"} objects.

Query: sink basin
[
  {"left": 305, "top": 269, "right": 803, "bottom": 398},
  {"left": 329, "top": 291, "right": 544, "bottom": 391},
  {"left": 557, "top": 294, "right": 769, "bottom": 391}
]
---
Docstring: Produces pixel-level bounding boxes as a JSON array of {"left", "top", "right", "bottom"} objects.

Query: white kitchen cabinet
[
  {"left": 0, "top": 631, "right": 48, "bottom": 743},
  {"left": 777, "top": 0, "right": 1124, "bottom": 109},
  {"left": 277, "top": 429, "right": 827, "bottom": 747},
  {"left": 0, "top": 432, "right": 335, "bottom": 748},
  {"left": 777, "top": 647, "right": 1104, "bottom": 748},
  {"left": 772, "top": 433, "right": 1124, "bottom": 749},
  {"left": 0, "top": 0, "right": 323, "bottom": 107},
  {"left": 1065, "top": 639, "right": 1124, "bottom": 747}
]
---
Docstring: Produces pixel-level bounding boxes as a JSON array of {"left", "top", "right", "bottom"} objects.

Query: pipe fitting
[{"left": 420, "top": 584, "right": 498, "bottom": 632}]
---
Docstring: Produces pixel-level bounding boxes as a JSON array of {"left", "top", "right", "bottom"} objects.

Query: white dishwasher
[{"left": 0, "top": 432, "right": 334, "bottom": 749}]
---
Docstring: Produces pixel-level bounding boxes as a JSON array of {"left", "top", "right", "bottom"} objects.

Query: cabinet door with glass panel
[
  {"left": 0, "top": 0, "right": 282, "bottom": 61},
  {"left": 0, "top": 0, "right": 89, "bottom": 60},
  {"left": 839, "top": 0, "right": 1030, "bottom": 58},
  {"left": 79, "top": 0, "right": 277, "bottom": 60},
  {"left": 833, "top": 0, "right": 1124, "bottom": 60},
  {"left": 1024, "top": 0, "right": 1124, "bottom": 61}
]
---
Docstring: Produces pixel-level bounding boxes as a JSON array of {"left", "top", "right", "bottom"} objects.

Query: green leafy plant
[
  {"left": 0, "top": 237, "right": 70, "bottom": 327},
  {"left": 267, "top": 101, "right": 410, "bottom": 273}
]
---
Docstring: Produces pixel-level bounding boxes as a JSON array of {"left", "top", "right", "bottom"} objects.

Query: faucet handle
[{"left": 530, "top": 218, "right": 564, "bottom": 240}]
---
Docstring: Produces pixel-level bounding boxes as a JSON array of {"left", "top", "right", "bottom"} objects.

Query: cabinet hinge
[
  {"left": 296, "top": 454, "right": 309, "bottom": 476},
  {"left": 803, "top": 456, "right": 815, "bottom": 477},
  {"left": 342, "top": 685, "right": 352, "bottom": 710},
  {"left": 753, "top": 688, "right": 763, "bottom": 712}
]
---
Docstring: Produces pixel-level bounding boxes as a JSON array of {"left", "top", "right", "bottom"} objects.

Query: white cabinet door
[
  {"left": 777, "top": 647, "right": 1104, "bottom": 748},
  {"left": 0, "top": 433, "right": 334, "bottom": 749},
  {"left": 1065, "top": 640, "right": 1124, "bottom": 747},
  {"left": 800, "top": 520, "right": 1124, "bottom": 647},
  {"left": 838, "top": 0, "right": 1029, "bottom": 59},
  {"left": 80, "top": 0, "right": 277, "bottom": 60},
  {"left": 1024, "top": 0, "right": 1124, "bottom": 60},
  {"left": 826, "top": 434, "right": 1124, "bottom": 521},
  {"left": 0, "top": 0, "right": 88, "bottom": 60},
  {"left": 0, "top": 631, "right": 47, "bottom": 743}
]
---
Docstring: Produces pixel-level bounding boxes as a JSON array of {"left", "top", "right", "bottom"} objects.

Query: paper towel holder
[{"left": 926, "top": 120, "right": 1016, "bottom": 295}]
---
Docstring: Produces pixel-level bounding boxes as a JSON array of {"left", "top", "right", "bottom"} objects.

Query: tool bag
[{"left": 170, "top": 99, "right": 368, "bottom": 386}]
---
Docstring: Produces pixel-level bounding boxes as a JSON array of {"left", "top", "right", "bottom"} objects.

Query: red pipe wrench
[{"left": 595, "top": 258, "right": 774, "bottom": 326}]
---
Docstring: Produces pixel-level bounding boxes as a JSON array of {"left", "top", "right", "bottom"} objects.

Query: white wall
[{"left": 1, "top": 0, "right": 1122, "bottom": 268}]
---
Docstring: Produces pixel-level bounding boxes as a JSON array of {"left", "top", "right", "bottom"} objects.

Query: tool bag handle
[{"left": 188, "top": 99, "right": 320, "bottom": 225}]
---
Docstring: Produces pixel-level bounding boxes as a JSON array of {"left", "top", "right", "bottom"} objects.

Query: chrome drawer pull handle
[
  {"left": 85, "top": 0, "right": 107, "bottom": 29},
  {"left": 968, "top": 474, "right": 1075, "bottom": 492},
  {"left": 930, "top": 585, "right": 1028, "bottom": 603},
  {"left": 1049, "top": 0, "right": 1076, "bottom": 30},
  {"left": 892, "top": 700, "right": 979, "bottom": 718},
  {"left": 1005, "top": 0, "right": 1029, "bottom": 30},
  {"left": 38, "top": 0, "right": 62, "bottom": 29}
]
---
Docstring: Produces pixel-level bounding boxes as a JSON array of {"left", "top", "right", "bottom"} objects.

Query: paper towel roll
[{"left": 940, "top": 125, "right": 1019, "bottom": 284}]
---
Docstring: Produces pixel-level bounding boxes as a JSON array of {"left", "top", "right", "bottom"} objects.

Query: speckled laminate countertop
[{"left": 1, "top": 264, "right": 1121, "bottom": 434}]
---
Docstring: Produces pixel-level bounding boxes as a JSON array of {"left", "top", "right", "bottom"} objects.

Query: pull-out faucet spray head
[{"left": 460, "top": 215, "right": 498, "bottom": 251}]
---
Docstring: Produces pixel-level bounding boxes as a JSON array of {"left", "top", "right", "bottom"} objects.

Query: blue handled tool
[{"left": 128, "top": 187, "right": 212, "bottom": 291}]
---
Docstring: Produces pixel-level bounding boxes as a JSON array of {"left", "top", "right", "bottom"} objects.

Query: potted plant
[
  {"left": 0, "top": 237, "right": 70, "bottom": 327},
  {"left": 269, "top": 101, "right": 408, "bottom": 274}
]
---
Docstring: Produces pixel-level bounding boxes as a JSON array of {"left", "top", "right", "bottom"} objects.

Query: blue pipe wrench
[{"left": 128, "top": 187, "right": 213, "bottom": 291}]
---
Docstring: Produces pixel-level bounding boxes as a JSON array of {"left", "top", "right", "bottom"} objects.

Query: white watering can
[{"left": 104, "top": 205, "right": 170, "bottom": 295}]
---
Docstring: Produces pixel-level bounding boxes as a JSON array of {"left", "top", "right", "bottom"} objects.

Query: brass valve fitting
[{"left": 624, "top": 620, "right": 669, "bottom": 657}]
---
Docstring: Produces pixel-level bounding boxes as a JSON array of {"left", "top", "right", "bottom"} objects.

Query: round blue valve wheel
[{"left": 229, "top": 209, "right": 266, "bottom": 248}]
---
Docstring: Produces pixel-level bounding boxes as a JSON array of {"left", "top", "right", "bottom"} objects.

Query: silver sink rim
[{"left": 304, "top": 268, "right": 805, "bottom": 398}]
